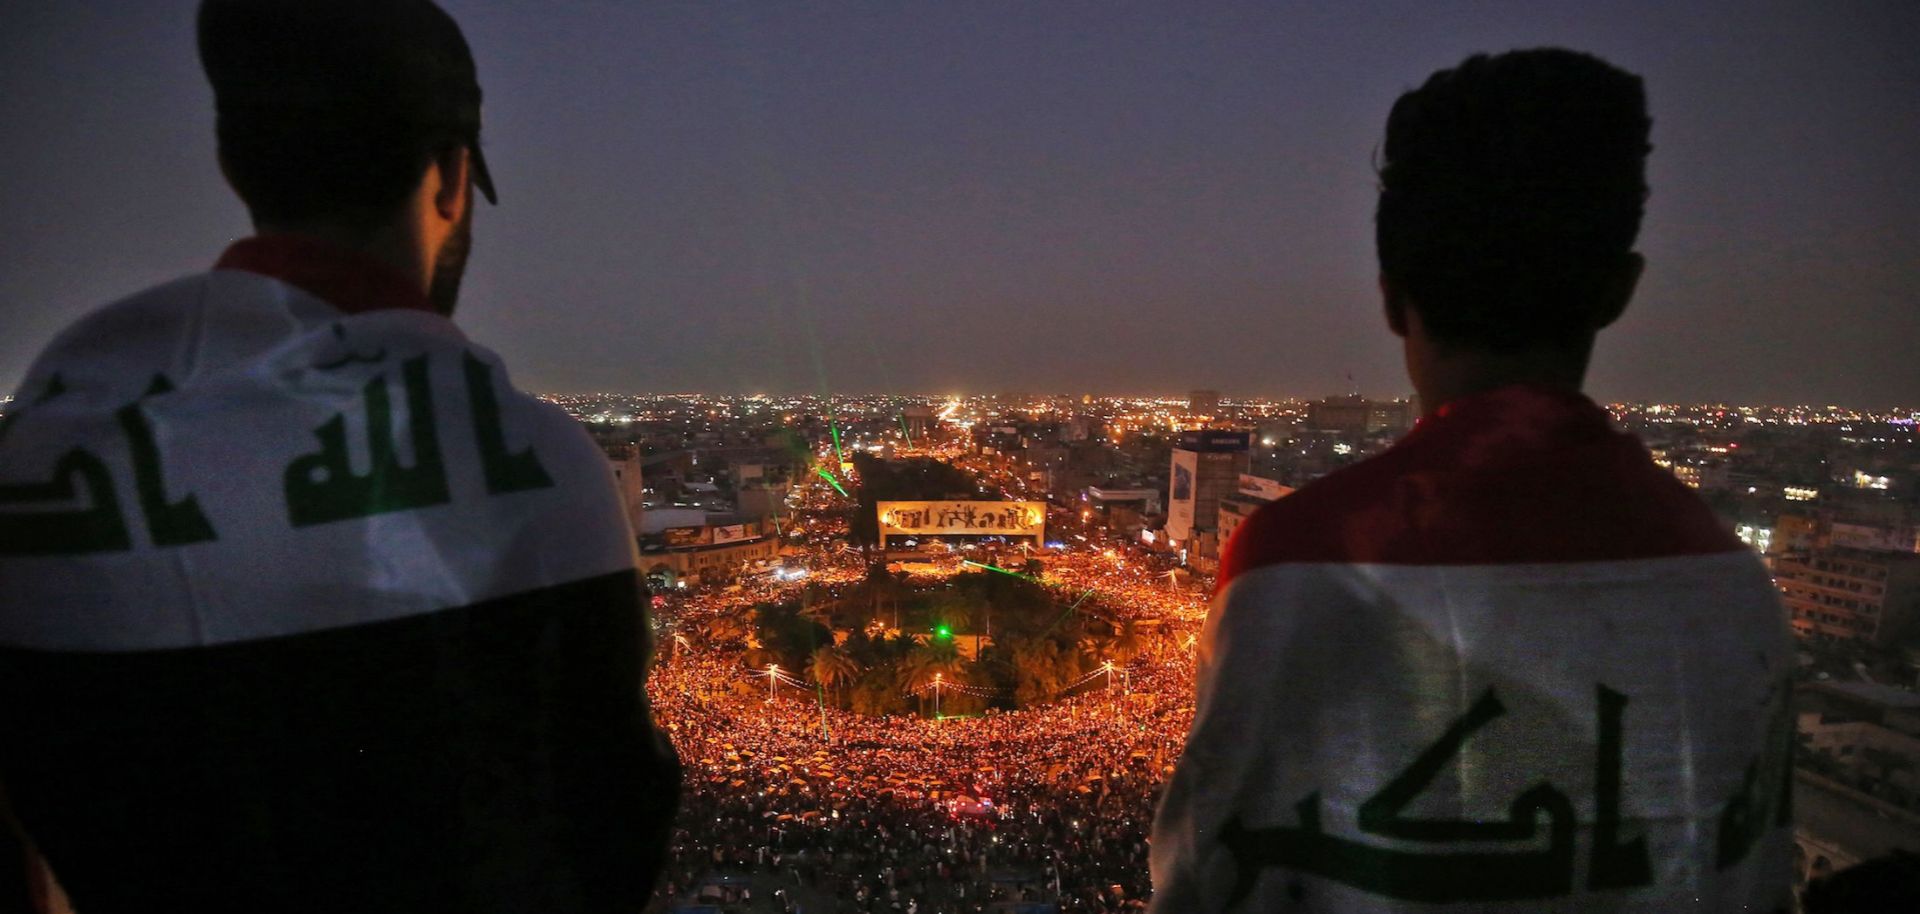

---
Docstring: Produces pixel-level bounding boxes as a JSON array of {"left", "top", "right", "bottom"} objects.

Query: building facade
[
  {"left": 607, "top": 445, "right": 645, "bottom": 534},
  {"left": 1217, "top": 473, "right": 1294, "bottom": 550},
  {"left": 643, "top": 533, "right": 783, "bottom": 586},
  {"left": 1166, "top": 430, "right": 1250, "bottom": 550},
  {"left": 1306, "top": 394, "right": 1416, "bottom": 435},
  {"left": 1776, "top": 547, "right": 1920, "bottom": 646}
]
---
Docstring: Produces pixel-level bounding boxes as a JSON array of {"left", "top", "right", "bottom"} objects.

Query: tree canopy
[{"left": 744, "top": 570, "right": 1128, "bottom": 718}]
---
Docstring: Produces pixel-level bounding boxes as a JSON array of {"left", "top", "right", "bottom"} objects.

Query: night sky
[{"left": 3, "top": 2, "right": 1916, "bottom": 407}]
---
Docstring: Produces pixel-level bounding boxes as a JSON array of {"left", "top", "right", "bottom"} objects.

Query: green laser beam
[
  {"left": 794, "top": 279, "right": 847, "bottom": 471},
  {"left": 968, "top": 582, "right": 1098, "bottom": 679},
  {"left": 961, "top": 559, "right": 1031, "bottom": 580},
  {"left": 1037, "top": 586, "right": 1099, "bottom": 640},
  {"left": 815, "top": 466, "right": 850, "bottom": 498}
]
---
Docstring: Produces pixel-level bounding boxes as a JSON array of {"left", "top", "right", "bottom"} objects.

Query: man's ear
[
  {"left": 1381, "top": 274, "right": 1410, "bottom": 338},
  {"left": 431, "top": 146, "right": 469, "bottom": 222},
  {"left": 1591, "top": 252, "right": 1644, "bottom": 331}
]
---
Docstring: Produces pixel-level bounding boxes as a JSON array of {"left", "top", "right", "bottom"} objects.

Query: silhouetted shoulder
[
  {"left": 1218, "top": 404, "right": 1743, "bottom": 586},
  {"left": 1216, "top": 445, "right": 1421, "bottom": 581}
]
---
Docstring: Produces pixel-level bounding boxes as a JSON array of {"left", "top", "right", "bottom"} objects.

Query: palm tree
[
  {"left": 806, "top": 644, "right": 861, "bottom": 701},
  {"left": 1077, "top": 631, "right": 1116, "bottom": 665},
  {"left": 743, "top": 646, "right": 780, "bottom": 672},
  {"left": 904, "top": 640, "right": 967, "bottom": 715},
  {"left": 927, "top": 590, "right": 975, "bottom": 635},
  {"left": 1109, "top": 619, "right": 1145, "bottom": 663},
  {"left": 798, "top": 586, "right": 837, "bottom": 629},
  {"left": 1007, "top": 636, "right": 1077, "bottom": 707},
  {"left": 908, "top": 636, "right": 962, "bottom": 676},
  {"left": 859, "top": 563, "right": 917, "bottom": 629}
]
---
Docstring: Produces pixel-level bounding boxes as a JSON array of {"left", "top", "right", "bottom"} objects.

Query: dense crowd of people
[
  {"left": 644, "top": 562, "right": 1204, "bottom": 913},
  {"left": 1030, "top": 552, "right": 1210, "bottom": 626}
]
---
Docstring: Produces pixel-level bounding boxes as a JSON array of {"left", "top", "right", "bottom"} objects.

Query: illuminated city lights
[{"left": 387, "top": 386, "right": 1920, "bottom": 905}]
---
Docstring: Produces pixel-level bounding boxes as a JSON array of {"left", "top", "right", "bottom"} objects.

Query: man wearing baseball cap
[{"left": 0, "top": 3, "right": 679, "bottom": 912}]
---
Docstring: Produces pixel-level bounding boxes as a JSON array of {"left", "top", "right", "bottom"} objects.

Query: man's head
[
  {"left": 1376, "top": 49, "right": 1650, "bottom": 390},
  {"left": 198, "top": 0, "right": 495, "bottom": 314}
]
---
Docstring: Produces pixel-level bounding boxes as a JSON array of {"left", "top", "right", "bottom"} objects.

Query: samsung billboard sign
[{"left": 1176, "top": 430, "right": 1251, "bottom": 453}]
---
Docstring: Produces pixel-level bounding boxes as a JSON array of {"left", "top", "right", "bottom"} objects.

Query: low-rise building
[
  {"left": 639, "top": 519, "right": 783, "bottom": 587},
  {"left": 1217, "top": 474, "right": 1294, "bottom": 550},
  {"left": 1086, "top": 486, "right": 1162, "bottom": 517},
  {"left": 1797, "top": 681, "right": 1920, "bottom": 809}
]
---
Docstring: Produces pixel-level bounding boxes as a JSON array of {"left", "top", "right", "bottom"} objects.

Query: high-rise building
[
  {"left": 1307, "top": 395, "right": 1417, "bottom": 435},
  {"left": 607, "top": 445, "right": 645, "bottom": 535},
  {"left": 1365, "top": 398, "right": 1417, "bottom": 434},
  {"left": 1166, "top": 430, "right": 1250, "bottom": 548},
  {"left": 1307, "top": 394, "right": 1370, "bottom": 434},
  {"left": 1188, "top": 389, "right": 1222, "bottom": 416},
  {"left": 1776, "top": 547, "right": 1920, "bottom": 646},
  {"left": 902, "top": 405, "right": 935, "bottom": 439}
]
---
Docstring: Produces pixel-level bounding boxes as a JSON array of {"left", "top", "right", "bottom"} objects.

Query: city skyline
[
  {"left": 3, "top": 2, "right": 1917, "bottom": 408},
  {"left": 529, "top": 389, "right": 1919, "bottom": 412},
  {"left": 11, "top": 386, "right": 1918, "bottom": 417}
]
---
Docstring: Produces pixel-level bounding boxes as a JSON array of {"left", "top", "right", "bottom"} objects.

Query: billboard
[
  {"left": 663, "top": 526, "right": 711, "bottom": 547},
  {"left": 711, "top": 523, "right": 751, "bottom": 544},
  {"left": 1175, "top": 429, "right": 1252, "bottom": 453},
  {"left": 1237, "top": 473, "right": 1292, "bottom": 502},
  {"left": 1167, "top": 450, "right": 1198, "bottom": 543},
  {"left": 877, "top": 501, "right": 1046, "bottom": 540}
]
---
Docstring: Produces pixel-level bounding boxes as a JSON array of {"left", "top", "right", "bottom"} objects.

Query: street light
[{"left": 767, "top": 663, "right": 780, "bottom": 702}]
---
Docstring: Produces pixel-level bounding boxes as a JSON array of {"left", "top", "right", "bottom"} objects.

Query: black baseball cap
[{"left": 198, "top": 0, "right": 497, "bottom": 205}]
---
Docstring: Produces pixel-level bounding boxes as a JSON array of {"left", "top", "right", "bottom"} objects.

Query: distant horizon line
[
  {"left": 529, "top": 390, "right": 1920, "bottom": 415},
  {"left": 2, "top": 388, "right": 1912, "bottom": 416}
]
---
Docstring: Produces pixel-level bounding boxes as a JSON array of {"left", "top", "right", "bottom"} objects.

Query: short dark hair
[
  {"left": 1376, "top": 48, "right": 1651, "bottom": 351},
  {"left": 198, "top": 0, "right": 488, "bottom": 231}
]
